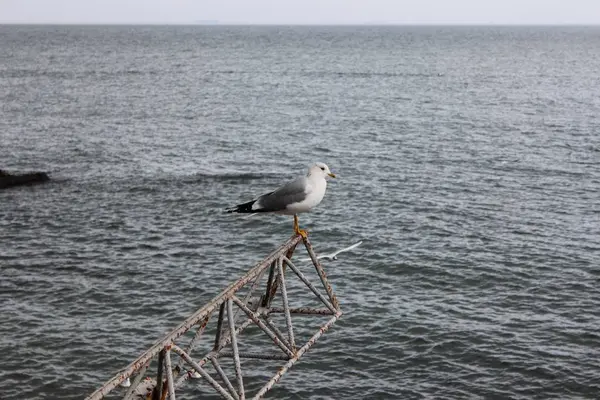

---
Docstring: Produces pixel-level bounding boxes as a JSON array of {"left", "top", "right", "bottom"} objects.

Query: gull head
[{"left": 308, "top": 162, "right": 336, "bottom": 179}]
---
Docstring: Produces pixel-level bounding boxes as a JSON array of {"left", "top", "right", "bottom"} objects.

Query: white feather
[{"left": 298, "top": 240, "right": 363, "bottom": 262}]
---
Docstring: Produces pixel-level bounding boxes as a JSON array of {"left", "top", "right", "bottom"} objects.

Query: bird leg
[{"left": 293, "top": 214, "right": 308, "bottom": 239}]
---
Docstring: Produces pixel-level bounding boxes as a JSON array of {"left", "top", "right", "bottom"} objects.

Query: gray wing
[{"left": 255, "top": 176, "right": 309, "bottom": 212}]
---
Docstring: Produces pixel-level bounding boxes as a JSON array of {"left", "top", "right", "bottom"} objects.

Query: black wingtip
[{"left": 225, "top": 199, "right": 257, "bottom": 214}]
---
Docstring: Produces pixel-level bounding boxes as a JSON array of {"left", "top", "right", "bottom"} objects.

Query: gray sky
[{"left": 1, "top": 0, "right": 600, "bottom": 25}]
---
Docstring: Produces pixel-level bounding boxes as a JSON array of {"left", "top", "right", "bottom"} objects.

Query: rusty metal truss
[{"left": 86, "top": 235, "right": 342, "bottom": 400}]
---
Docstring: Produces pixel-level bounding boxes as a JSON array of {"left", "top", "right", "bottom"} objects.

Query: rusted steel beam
[
  {"left": 261, "top": 316, "right": 292, "bottom": 350},
  {"left": 176, "top": 314, "right": 210, "bottom": 373},
  {"left": 227, "top": 299, "right": 245, "bottom": 400},
  {"left": 152, "top": 349, "right": 165, "bottom": 400},
  {"left": 85, "top": 235, "right": 301, "bottom": 400},
  {"left": 210, "top": 356, "right": 239, "bottom": 400},
  {"left": 277, "top": 258, "right": 296, "bottom": 352},
  {"left": 164, "top": 349, "right": 176, "bottom": 400},
  {"left": 219, "top": 351, "right": 289, "bottom": 361},
  {"left": 281, "top": 257, "right": 336, "bottom": 313},
  {"left": 301, "top": 239, "right": 341, "bottom": 310},
  {"left": 234, "top": 265, "right": 267, "bottom": 323},
  {"left": 213, "top": 302, "right": 226, "bottom": 351},
  {"left": 170, "top": 345, "right": 235, "bottom": 400},
  {"left": 251, "top": 313, "right": 342, "bottom": 400},
  {"left": 265, "top": 245, "right": 297, "bottom": 307},
  {"left": 174, "top": 315, "right": 261, "bottom": 389},
  {"left": 231, "top": 295, "right": 294, "bottom": 358},
  {"left": 268, "top": 307, "right": 333, "bottom": 315},
  {"left": 87, "top": 235, "right": 343, "bottom": 400},
  {"left": 261, "top": 261, "right": 278, "bottom": 308}
]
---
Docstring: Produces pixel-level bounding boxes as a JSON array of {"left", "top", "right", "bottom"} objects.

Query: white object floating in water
[
  {"left": 119, "top": 377, "right": 131, "bottom": 388},
  {"left": 298, "top": 240, "right": 363, "bottom": 262},
  {"left": 190, "top": 370, "right": 202, "bottom": 379}
]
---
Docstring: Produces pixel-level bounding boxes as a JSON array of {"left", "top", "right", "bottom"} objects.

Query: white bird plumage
[
  {"left": 226, "top": 162, "right": 336, "bottom": 237},
  {"left": 298, "top": 241, "right": 363, "bottom": 262}
]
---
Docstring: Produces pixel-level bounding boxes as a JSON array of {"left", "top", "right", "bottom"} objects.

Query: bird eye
[{"left": 320, "top": 167, "right": 325, "bottom": 170}]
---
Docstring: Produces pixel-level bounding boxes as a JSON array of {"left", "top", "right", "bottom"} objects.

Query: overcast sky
[{"left": 1, "top": 0, "right": 600, "bottom": 25}]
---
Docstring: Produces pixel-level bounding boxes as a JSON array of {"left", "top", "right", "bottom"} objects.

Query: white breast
[{"left": 285, "top": 176, "right": 327, "bottom": 214}]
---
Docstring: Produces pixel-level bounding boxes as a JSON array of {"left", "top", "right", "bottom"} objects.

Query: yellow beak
[{"left": 328, "top": 172, "right": 336, "bottom": 178}]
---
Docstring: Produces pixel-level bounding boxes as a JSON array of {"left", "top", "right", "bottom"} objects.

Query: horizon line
[{"left": 1, "top": 22, "right": 599, "bottom": 27}]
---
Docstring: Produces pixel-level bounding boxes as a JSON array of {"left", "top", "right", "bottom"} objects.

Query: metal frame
[{"left": 86, "top": 235, "right": 342, "bottom": 400}]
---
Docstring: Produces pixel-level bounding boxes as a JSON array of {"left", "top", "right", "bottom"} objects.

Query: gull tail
[{"left": 225, "top": 199, "right": 257, "bottom": 213}]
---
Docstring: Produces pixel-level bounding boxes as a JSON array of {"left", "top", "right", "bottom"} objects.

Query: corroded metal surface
[{"left": 86, "top": 234, "right": 342, "bottom": 400}]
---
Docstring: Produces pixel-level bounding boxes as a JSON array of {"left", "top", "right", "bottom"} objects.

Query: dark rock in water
[{"left": 0, "top": 169, "right": 50, "bottom": 189}]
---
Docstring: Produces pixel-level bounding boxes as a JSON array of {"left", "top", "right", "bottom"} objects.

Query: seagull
[
  {"left": 225, "top": 162, "right": 336, "bottom": 238},
  {"left": 298, "top": 241, "right": 363, "bottom": 262}
]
